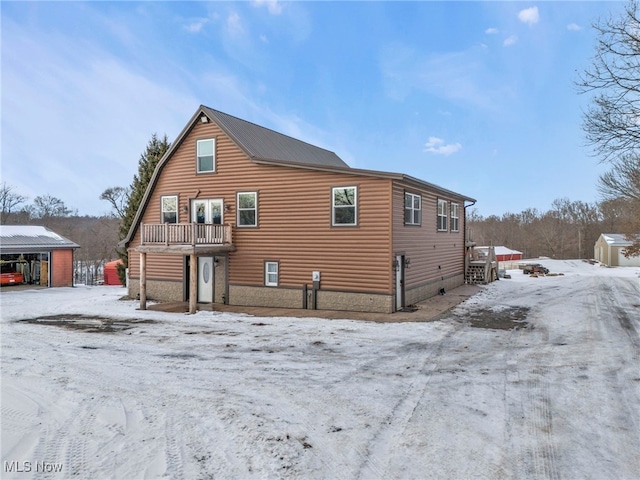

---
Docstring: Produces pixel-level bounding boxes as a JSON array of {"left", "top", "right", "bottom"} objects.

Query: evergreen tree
[{"left": 108, "top": 133, "right": 171, "bottom": 284}]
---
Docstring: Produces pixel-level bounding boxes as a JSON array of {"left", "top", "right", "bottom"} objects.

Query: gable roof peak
[{"left": 200, "top": 105, "right": 349, "bottom": 169}]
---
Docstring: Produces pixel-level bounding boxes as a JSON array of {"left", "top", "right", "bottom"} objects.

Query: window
[
  {"left": 192, "top": 199, "right": 223, "bottom": 225},
  {"left": 332, "top": 186, "right": 357, "bottom": 226},
  {"left": 161, "top": 195, "right": 178, "bottom": 224},
  {"left": 437, "top": 199, "right": 448, "bottom": 231},
  {"left": 197, "top": 139, "right": 215, "bottom": 173},
  {"left": 265, "top": 261, "right": 278, "bottom": 286},
  {"left": 451, "top": 203, "right": 460, "bottom": 232},
  {"left": 404, "top": 192, "right": 421, "bottom": 225},
  {"left": 237, "top": 192, "right": 257, "bottom": 227}
]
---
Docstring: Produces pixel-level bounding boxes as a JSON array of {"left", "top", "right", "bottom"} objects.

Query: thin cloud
[
  {"left": 183, "top": 18, "right": 209, "bottom": 33},
  {"left": 485, "top": 27, "right": 499, "bottom": 35},
  {"left": 567, "top": 23, "right": 582, "bottom": 31},
  {"left": 252, "top": 0, "right": 283, "bottom": 15},
  {"left": 424, "top": 137, "right": 462, "bottom": 156},
  {"left": 518, "top": 6, "right": 539, "bottom": 26},
  {"left": 503, "top": 35, "right": 518, "bottom": 47},
  {"left": 380, "top": 42, "right": 510, "bottom": 110},
  {"left": 226, "top": 12, "right": 244, "bottom": 37}
]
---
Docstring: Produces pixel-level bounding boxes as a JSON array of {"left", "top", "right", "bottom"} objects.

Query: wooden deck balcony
[{"left": 137, "top": 223, "right": 235, "bottom": 254}]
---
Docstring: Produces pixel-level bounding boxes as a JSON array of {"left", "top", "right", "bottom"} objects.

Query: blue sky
[{"left": 2, "top": 1, "right": 622, "bottom": 218}]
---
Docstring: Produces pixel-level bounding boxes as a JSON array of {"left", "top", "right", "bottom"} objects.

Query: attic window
[{"left": 197, "top": 139, "right": 215, "bottom": 173}]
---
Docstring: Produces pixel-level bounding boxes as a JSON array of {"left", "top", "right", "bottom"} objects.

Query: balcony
[{"left": 137, "top": 223, "right": 235, "bottom": 254}]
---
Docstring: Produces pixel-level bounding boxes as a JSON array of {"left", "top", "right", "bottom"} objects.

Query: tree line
[{"left": 467, "top": 197, "right": 633, "bottom": 260}]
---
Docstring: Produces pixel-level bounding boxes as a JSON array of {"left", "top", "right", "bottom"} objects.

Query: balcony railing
[{"left": 141, "top": 223, "right": 232, "bottom": 246}]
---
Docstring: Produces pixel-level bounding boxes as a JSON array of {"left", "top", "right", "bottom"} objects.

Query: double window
[
  {"left": 404, "top": 192, "right": 421, "bottom": 225},
  {"left": 197, "top": 139, "right": 215, "bottom": 173},
  {"left": 332, "top": 186, "right": 357, "bottom": 226},
  {"left": 265, "top": 261, "right": 279, "bottom": 286},
  {"left": 161, "top": 195, "right": 178, "bottom": 224},
  {"left": 237, "top": 192, "right": 257, "bottom": 227},
  {"left": 437, "top": 199, "right": 448, "bottom": 231}
]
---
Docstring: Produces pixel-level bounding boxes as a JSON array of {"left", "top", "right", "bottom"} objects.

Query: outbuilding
[
  {"left": 0, "top": 225, "right": 80, "bottom": 287},
  {"left": 103, "top": 259, "right": 124, "bottom": 286},
  {"left": 476, "top": 246, "right": 523, "bottom": 262},
  {"left": 594, "top": 233, "right": 640, "bottom": 267}
]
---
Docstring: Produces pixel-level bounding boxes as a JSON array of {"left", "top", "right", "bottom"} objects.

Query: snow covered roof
[
  {"left": 0, "top": 225, "right": 80, "bottom": 251},
  {"left": 601, "top": 233, "right": 638, "bottom": 247},
  {"left": 476, "top": 246, "right": 523, "bottom": 256}
]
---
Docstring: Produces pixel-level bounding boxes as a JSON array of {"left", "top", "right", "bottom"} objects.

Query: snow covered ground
[{"left": 1, "top": 259, "right": 639, "bottom": 479}]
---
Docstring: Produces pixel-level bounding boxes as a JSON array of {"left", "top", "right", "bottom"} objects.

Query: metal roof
[
  {"left": 476, "top": 246, "right": 523, "bottom": 256},
  {"left": 0, "top": 225, "right": 80, "bottom": 251},
  {"left": 201, "top": 106, "right": 348, "bottom": 168},
  {"left": 601, "top": 233, "right": 637, "bottom": 246}
]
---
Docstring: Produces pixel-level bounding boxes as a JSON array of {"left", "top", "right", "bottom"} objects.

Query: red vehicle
[{"left": 0, "top": 271, "right": 24, "bottom": 286}]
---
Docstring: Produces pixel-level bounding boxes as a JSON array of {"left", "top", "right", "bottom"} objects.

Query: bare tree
[
  {"left": 598, "top": 154, "right": 640, "bottom": 201},
  {"left": 577, "top": 1, "right": 640, "bottom": 163},
  {"left": 0, "top": 182, "right": 27, "bottom": 224},
  {"left": 100, "top": 186, "right": 130, "bottom": 219},
  {"left": 577, "top": 0, "right": 640, "bottom": 254},
  {"left": 30, "top": 194, "right": 76, "bottom": 218}
]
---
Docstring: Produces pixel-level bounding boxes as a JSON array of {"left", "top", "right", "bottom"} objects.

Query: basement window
[{"left": 265, "top": 261, "right": 279, "bottom": 286}]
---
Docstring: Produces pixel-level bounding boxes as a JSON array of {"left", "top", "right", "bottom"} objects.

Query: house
[
  {"left": 0, "top": 225, "right": 80, "bottom": 287},
  {"left": 475, "top": 246, "right": 523, "bottom": 262},
  {"left": 120, "top": 106, "right": 476, "bottom": 314},
  {"left": 594, "top": 233, "right": 640, "bottom": 267}
]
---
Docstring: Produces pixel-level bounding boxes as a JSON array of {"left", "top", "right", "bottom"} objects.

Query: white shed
[{"left": 593, "top": 233, "right": 640, "bottom": 267}]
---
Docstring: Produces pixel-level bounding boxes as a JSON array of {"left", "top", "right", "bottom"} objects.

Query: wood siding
[
  {"left": 391, "top": 182, "right": 466, "bottom": 289},
  {"left": 128, "top": 121, "right": 394, "bottom": 294}
]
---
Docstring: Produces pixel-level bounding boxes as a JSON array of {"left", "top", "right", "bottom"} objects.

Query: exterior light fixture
[{"left": 200, "top": 115, "right": 209, "bottom": 123}]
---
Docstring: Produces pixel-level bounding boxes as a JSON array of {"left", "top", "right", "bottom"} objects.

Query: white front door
[
  {"left": 192, "top": 199, "right": 223, "bottom": 224},
  {"left": 198, "top": 256, "right": 214, "bottom": 303}
]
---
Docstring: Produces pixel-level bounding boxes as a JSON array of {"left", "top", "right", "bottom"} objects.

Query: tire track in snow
[
  {"left": 164, "top": 410, "right": 185, "bottom": 480},
  {"left": 503, "top": 316, "right": 560, "bottom": 479},
  {"left": 597, "top": 276, "right": 640, "bottom": 440},
  {"left": 33, "top": 393, "right": 105, "bottom": 480},
  {"left": 356, "top": 324, "right": 461, "bottom": 480}
]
